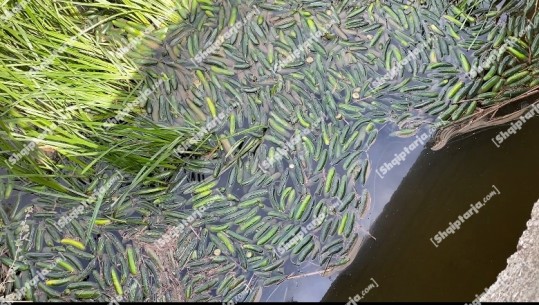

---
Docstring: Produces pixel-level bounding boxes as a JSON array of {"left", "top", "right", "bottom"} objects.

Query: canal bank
[{"left": 480, "top": 199, "right": 539, "bottom": 302}]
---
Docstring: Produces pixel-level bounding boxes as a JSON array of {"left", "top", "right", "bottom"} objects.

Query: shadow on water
[{"left": 321, "top": 114, "right": 539, "bottom": 301}]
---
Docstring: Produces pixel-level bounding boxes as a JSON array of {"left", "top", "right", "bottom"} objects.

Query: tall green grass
[{"left": 0, "top": 0, "right": 208, "bottom": 197}]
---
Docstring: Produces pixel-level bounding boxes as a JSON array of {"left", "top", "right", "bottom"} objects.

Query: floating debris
[{"left": 2, "top": 0, "right": 539, "bottom": 302}]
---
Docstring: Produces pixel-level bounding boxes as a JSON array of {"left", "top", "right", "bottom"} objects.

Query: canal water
[
  {"left": 263, "top": 109, "right": 539, "bottom": 302},
  {"left": 321, "top": 112, "right": 539, "bottom": 301},
  {"left": 3, "top": 103, "right": 537, "bottom": 303}
]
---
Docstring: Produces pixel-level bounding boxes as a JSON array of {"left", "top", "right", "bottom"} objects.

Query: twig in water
[
  {"left": 359, "top": 226, "right": 377, "bottom": 240},
  {"left": 188, "top": 225, "right": 200, "bottom": 240},
  {"left": 286, "top": 268, "right": 337, "bottom": 280}
]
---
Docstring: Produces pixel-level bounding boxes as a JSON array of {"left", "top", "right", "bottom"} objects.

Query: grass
[{"left": 0, "top": 0, "right": 211, "bottom": 199}]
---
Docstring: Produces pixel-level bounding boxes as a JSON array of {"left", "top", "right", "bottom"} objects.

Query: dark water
[
  {"left": 3, "top": 112, "right": 537, "bottom": 302},
  {"left": 318, "top": 114, "right": 539, "bottom": 301}
]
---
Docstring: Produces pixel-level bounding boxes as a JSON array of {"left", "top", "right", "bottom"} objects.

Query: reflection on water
[
  {"left": 320, "top": 115, "right": 539, "bottom": 301},
  {"left": 263, "top": 122, "right": 435, "bottom": 301},
  {"left": 4, "top": 115, "right": 537, "bottom": 302}
]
